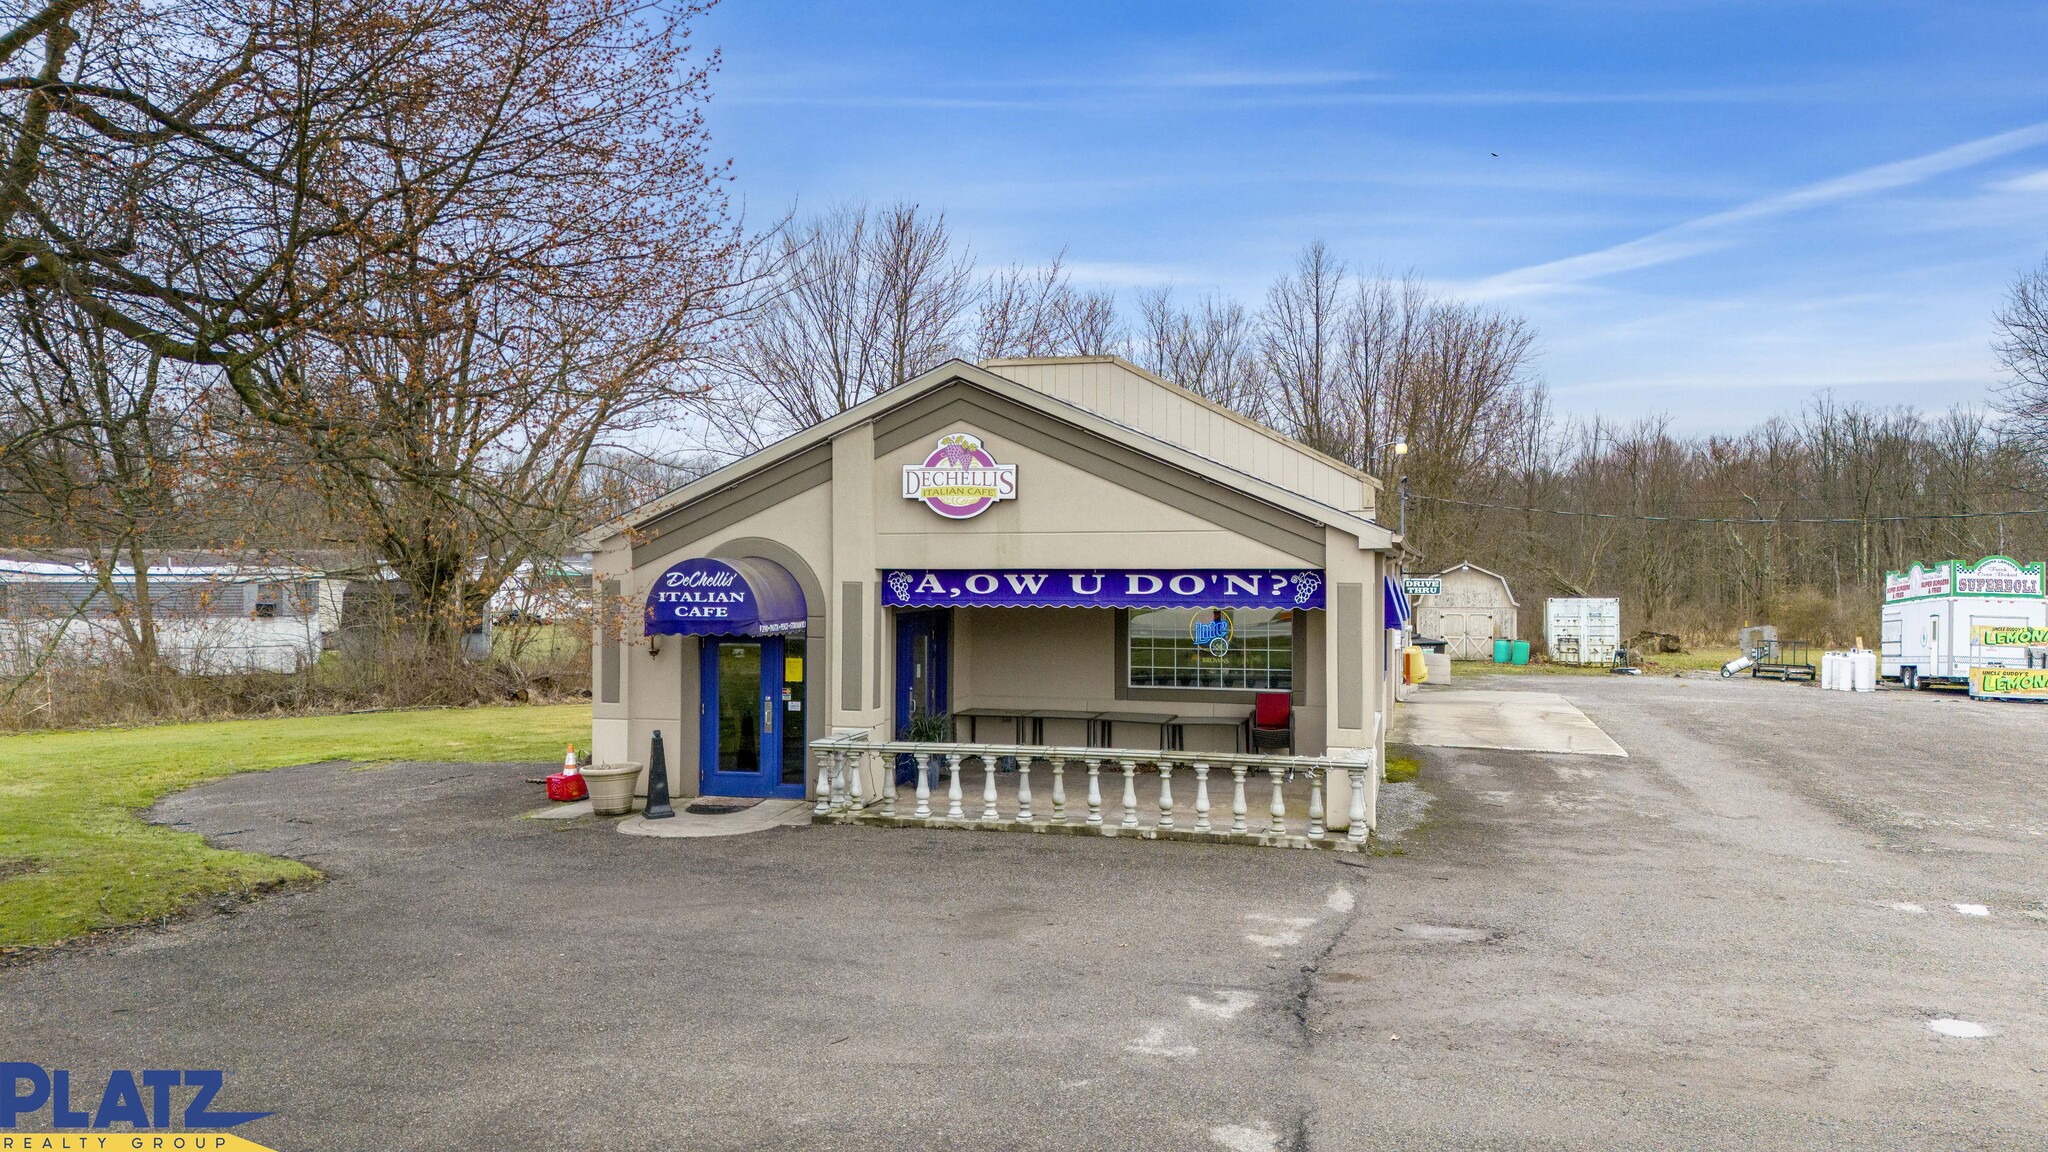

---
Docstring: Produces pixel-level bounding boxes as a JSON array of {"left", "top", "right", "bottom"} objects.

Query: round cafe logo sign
[{"left": 901, "top": 433, "right": 1018, "bottom": 519}]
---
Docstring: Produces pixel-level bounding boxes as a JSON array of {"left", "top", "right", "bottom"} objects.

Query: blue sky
[{"left": 695, "top": 1, "right": 2048, "bottom": 432}]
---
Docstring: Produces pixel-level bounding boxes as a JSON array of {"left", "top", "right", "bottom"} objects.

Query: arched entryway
[{"left": 645, "top": 555, "right": 810, "bottom": 798}]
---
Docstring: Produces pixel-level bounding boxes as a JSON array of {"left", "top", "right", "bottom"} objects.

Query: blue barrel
[
  {"left": 1493, "top": 638, "right": 1512, "bottom": 663},
  {"left": 1510, "top": 640, "right": 1531, "bottom": 665}
]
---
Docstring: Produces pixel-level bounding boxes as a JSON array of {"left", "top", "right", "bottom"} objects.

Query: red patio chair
[{"left": 1248, "top": 691, "right": 1293, "bottom": 755}]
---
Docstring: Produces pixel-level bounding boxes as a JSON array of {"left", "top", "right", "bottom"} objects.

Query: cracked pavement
[{"left": 4, "top": 673, "right": 2044, "bottom": 1149}]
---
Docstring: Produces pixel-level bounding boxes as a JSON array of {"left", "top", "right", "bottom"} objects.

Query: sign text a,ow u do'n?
[{"left": 882, "top": 568, "right": 1326, "bottom": 610}]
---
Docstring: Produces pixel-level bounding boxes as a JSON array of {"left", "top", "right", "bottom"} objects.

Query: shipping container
[{"left": 1545, "top": 597, "right": 1621, "bottom": 666}]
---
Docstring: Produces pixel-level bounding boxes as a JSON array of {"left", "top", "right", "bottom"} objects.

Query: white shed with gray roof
[{"left": 1411, "top": 562, "right": 1519, "bottom": 660}]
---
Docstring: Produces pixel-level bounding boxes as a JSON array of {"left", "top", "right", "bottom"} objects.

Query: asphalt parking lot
[{"left": 4, "top": 674, "right": 2044, "bottom": 1150}]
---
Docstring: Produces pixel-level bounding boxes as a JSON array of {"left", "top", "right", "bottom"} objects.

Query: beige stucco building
[{"left": 587, "top": 357, "right": 1401, "bottom": 823}]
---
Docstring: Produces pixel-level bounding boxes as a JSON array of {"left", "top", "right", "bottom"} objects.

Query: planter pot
[{"left": 582, "top": 762, "right": 644, "bottom": 817}]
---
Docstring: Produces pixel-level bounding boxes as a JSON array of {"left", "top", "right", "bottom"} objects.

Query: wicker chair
[{"left": 1247, "top": 691, "right": 1294, "bottom": 755}]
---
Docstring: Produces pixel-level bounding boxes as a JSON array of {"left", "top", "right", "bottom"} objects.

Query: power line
[
  {"left": 1413, "top": 482, "right": 2047, "bottom": 512},
  {"left": 1413, "top": 492, "right": 2048, "bottom": 525}
]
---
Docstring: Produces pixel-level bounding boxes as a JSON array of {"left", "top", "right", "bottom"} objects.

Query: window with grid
[{"left": 1127, "top": 607, "right": 1293, "bottom": 690}]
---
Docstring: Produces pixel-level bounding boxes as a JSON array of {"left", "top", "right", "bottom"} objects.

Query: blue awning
[
  {"left": 645, "top": 557, "right": 807, "bottom": 637},
  {"left": 1383, "top": 575, "right": 1413, "bottom": 631}
]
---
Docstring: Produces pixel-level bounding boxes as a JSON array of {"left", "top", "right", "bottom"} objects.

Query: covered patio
[{"left": 850, "top": 566, "right": 1385, "bottom": 845}]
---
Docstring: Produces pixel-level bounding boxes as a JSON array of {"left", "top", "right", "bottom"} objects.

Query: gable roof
[
  {"left": 593, "top": 359, "right": 1396, "bottom": 553},
  {"left": 982, "top": 356, "right": 1376, "bottom": 512},
  {"left": 1429, "top": 561, "right": 1519, "bottom": 606}
]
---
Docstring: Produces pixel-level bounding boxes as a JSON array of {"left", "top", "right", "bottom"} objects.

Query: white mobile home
[
  {"left": 1880, "top": 556, "right": 2046, "bottom": 690},
  {"left": 0, "top": 555, "right": 343, "bottom": 674}
]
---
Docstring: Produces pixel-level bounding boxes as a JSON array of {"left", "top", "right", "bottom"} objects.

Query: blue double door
[{"left": 699, "top": 636, "right": 809, "bottom": 798}]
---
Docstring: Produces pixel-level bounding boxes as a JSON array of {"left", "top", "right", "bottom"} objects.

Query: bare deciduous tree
[
  {"left": 249, "top": 0, "right": 744, "bottom": 648},
  {"left": 1, "top": 0, "right": 528, "bottom": 403},
  {"left": 1995, "top": 255, "right": 2048, "bottom": 448},
  {"left": 713, "top": 203, "right": 973, "bottom": 448},
  {"left": 0, "top": 291, "right": 200, "bottom": 668},
  {"left": 1259, "top": 241, "right": 1358, "bottom": 460},
  {"left": 976, "top": 254, "right": 1117, "bottom": 360},
  {"left": 1130, "top": 287, "right": 1263, "bottom": 417}
]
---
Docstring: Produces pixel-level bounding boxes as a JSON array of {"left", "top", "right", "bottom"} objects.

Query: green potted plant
[{"left": 904, "top": 710, "right": 951, "bottom": 742}]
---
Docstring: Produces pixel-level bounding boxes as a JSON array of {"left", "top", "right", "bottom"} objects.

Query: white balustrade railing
[{"left": 807, "top": 736, "right": 1376, "bottom": 849}]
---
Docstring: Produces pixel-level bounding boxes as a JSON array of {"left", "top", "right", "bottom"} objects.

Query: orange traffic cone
[{"left": 563, "top": 743, "right": 579, "bottom": 776}]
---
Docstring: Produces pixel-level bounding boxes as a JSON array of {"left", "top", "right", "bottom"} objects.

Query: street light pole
[{"left": 1377, "top": 438, "right": 1410, "bottom": 539}]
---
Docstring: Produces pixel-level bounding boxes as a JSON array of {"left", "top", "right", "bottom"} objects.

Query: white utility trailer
[
  {"left": 1879, "top": 556, "right": 2046, "bottom": 691},
  {"left": 1545, "top": 597, "right": 1621, "bottom": 666}
]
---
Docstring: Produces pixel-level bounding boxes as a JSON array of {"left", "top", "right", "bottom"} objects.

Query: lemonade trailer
[{"left": 1879, "top": 556, "right": 2048, "bottom": 696}]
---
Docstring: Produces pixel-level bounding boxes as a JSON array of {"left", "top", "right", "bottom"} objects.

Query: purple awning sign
[
  {"left": 882, "top": 569, "right": 1325, "bottom": 610},
  {"left": 645, "top": 557, "right": 807, "bottom": 637}
]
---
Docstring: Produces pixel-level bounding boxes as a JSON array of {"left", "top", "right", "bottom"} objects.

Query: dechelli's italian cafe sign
[{"left": 903, "top": 433, "right": 1017, "bottom": 519}]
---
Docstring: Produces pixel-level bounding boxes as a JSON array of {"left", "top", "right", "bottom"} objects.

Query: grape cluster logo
[{"left": 900, "top": 433, "right": 1018, "bottom": 519}]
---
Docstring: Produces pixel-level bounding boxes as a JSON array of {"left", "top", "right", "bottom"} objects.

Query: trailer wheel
[{"left": 1901, "top": 667, "right": 1919, "bottom": 691}]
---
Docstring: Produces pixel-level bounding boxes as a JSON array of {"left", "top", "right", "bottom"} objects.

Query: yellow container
[{"left": 1404, "top": 646, "right": 1429, "bottom": 685}]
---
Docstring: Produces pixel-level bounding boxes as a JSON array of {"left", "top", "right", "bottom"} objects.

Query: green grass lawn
[{"left": 0, "top": 703, "right": 590, "bottom": 951}]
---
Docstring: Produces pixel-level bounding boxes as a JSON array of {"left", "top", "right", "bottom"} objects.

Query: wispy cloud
[
  {"left": 1989, "top": 168, "right": 2048, "bottom": 193},
  {"left": 721, "top": 74, "right": 1819, "bottom": 111},
  {"left": 1118, "top": 69, "right": 1383, "bottom": 89},
  {"left": 1472, "top": 119, "right": 2048, "bottom": 298},
  {"left": 1055, "top": 260, "right": 1191, "bottom": 288}
]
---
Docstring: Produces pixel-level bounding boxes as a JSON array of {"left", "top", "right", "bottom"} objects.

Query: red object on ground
[{"left": 546, "top": 772, "right": 588, "bottom": 802}]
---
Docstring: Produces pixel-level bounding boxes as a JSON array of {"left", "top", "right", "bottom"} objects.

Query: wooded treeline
[
  {"left": 699, "top": 207, "right": 2048, "bottom": 648},
  {"left": 0, "top": 0, "right": 2042, "bottom": 729},
  {"left": 1414, "top": 404, "right": 2048, "bottom": 644}
]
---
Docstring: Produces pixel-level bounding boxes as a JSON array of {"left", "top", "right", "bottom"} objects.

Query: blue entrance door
[
  {"left": 700, "top": 637, "right": 809, "bottom": 798},
  {"left": 893, "top": 610, "right": 950, "bottom": 783},
  {"left": 895, "top": 610, "right": 950, "bottom": 736}
]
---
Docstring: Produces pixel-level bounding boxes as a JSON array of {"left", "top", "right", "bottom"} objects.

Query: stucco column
[
  {"left": 830, "top": 422, "right": 886, "bottom": 797},
  {"left": 1320, "top": 528, "right": 1382, "bottom": 833},
  {"left": 590, "top": 537, "right": 632, "bottom": 767}
]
